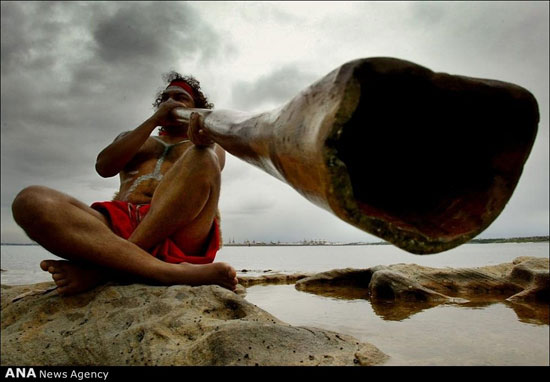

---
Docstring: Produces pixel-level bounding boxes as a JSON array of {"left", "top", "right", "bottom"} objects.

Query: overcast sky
[{"left": 1, "top": 1, "right": 548, "bottom": 245}]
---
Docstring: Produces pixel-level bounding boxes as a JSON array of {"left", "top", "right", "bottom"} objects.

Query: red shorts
[{"left": 91, "top": 201, "right": 220, "bottom": 264}]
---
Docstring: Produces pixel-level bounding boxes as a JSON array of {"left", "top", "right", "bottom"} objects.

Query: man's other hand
[{"left": 188, "top": 112, "right": 214, "bottom": 147}]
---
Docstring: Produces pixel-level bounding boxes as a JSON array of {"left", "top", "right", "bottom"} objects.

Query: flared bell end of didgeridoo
[{"left": 326, "top": 57, "right": 539, "bottom": 254}]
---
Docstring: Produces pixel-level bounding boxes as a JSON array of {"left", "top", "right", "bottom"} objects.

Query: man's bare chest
[{"left": 125, "top": 136, "right": 191, "bottom": 172}]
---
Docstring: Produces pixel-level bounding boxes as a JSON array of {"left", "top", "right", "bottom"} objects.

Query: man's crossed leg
[{"left": 12, "top": 145, "right": 238, "bottom": 296}]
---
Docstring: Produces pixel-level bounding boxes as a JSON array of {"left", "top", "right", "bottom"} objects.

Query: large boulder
[{"left": 1, "top": 282, "right": 387, "bottom": 366}]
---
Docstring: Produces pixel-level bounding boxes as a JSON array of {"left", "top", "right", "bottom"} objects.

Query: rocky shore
[
  {"left": 1, "top": 256, "right": 547, "bottom": 366},
  {"left": 1, "top": 282, "right": 387, "bottom": 366}
]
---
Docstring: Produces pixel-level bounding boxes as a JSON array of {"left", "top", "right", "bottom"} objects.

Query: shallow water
[
  {"left": 1, "top": 242, "right": 549, "bottom": 365},
  {"left": 2, "top": 242, "right": 548, "bottom": 282},
  {"left": 244, "top": 285, "right": 549, "bottom": 366}
]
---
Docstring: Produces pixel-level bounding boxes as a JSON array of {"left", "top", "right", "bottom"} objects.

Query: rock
[
  {"left": 296, "top": 257, "right": 548, "bottom": 303},
  {"left": 368, "top": 269, "right": 455, "bottom": 303},
  {"left": 295, "top": 257, "right": 548, "bottom": 321},
  {"left": 0, "top": 282, "right": 387, "bottom": 366},
  {"left": 506, "top": 257, "right": 549, "bottom": 302},
  {"left": 293, "top": 268, "right": 373, "bottom": 300},
  {"left": 238, "top": 273, "right": 312, "bottom": 287},
  {"left": 373, "top": 263, "right": 523, "bottom": 298},
  {"left": 234, "top": 283, "right": 247, "bottom": 296},
  {"left": 294, "top": 268, "right": 372, "bottom": 289}
]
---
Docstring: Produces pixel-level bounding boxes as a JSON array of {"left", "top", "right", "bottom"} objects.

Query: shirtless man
[{"left": 11, "top": 73, "right": 238, "bottom": 295}]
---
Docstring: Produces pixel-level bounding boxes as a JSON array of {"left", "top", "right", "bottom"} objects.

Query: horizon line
[{"left": 2, "top": 235, "right": 549, "bottom": 246}]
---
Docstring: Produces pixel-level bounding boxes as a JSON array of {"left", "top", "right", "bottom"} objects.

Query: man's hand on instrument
[
  {"left": 151, "top": 99, "right": 187, "bottom": 127},
  {"left": 188, "top": 112, "right": 214, "bottom": 147}
]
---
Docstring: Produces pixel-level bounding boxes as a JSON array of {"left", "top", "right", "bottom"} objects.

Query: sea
[{"left": 1, "top": 242, "right": 549, "bottom": 366}]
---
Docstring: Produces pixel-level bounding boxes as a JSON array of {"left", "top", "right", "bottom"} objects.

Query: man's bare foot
[
  {"left": 171, "top": 262, "right": 239, "bottom": 291},
  {"left": 40, "top": 259, "right": 238, "bottom": 294},
  {"left": 40, "top": 260, "right": 106, "bottom": 296}
]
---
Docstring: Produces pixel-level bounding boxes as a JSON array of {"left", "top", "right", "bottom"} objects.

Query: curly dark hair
[{"left": 153, "top": 71, "right": 214, "bottom": 109}]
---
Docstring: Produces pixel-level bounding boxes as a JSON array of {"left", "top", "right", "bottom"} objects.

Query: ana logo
[{"left": 5, "top": 368, "right": 37, "bottom": 378}]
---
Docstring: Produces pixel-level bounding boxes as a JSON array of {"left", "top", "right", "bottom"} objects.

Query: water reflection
[
  {"left": 296, "top": 285, "right": 550, "bottom": 325},
  {"left": 370, "top": 299, "right": 442, "bottom": 321},
  {"left": 507, "top": 301, "right": 549, "bottom": 326}
]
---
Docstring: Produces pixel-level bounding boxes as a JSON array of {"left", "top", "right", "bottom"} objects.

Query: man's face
[{"left": 160, "top": 86, "right": 196, "bottom": 108}]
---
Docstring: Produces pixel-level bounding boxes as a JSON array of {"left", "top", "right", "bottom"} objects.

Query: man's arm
[
  {"left": 95, "top": 99, "right": 186, "bottom": 178},
  {"left": 95, "top": 118, "right": 157, "bottom": 178}
]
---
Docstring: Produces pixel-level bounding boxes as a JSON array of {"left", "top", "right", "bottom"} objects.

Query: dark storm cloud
[
  {"left": 1, "top": 1, "right": 224, "bottom": 117},
  {"left": 92, "top": 2, "right": 220, "bottom": 65},
  {"left": 1, "top": 2, "right": 221, "bottom": 73},
  {"left": 1, "top": 2, "right": 98, "bottom": 76},
  {"left": 1, "top": 2, "right": 46, "bottom": 74},
  {"left": 230, "top": 65, "right": 319, "bottom": 110}
]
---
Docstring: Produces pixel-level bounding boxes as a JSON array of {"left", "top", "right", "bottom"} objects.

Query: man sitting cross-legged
[{"left": 11, "top": 72, "right": 238, "bottom": 296}]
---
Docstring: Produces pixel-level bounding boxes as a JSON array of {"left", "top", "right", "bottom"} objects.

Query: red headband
[{"left": 168, "top": 80, "right": 195, "bottom": 99}]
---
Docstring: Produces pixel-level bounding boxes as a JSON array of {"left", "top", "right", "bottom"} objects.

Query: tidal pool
[{"left": 244, "top": 284, "right": 549, "bottom": 366}]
